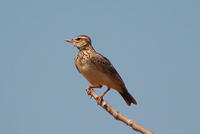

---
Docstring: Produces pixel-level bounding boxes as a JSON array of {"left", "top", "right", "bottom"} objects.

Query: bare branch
[{"left": 86, "top": 88, "right": 154, "bottom": 134}]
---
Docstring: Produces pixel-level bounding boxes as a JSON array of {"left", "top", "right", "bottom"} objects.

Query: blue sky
[{"left": 0, "top": 0, "right": 200, "bottom": 134}]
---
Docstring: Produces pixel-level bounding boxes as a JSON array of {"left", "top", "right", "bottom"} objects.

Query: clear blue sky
[{"left": 0, "top": 0, "right": 200, "bottom": 134}]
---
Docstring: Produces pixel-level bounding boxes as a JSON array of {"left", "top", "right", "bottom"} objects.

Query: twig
[{"left": 86, "top": 88, "right": 154, "bottom": 134}]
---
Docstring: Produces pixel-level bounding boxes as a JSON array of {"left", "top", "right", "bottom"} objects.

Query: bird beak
[{"left": 65, "top": 39, "right": 73, "bottom": 43}]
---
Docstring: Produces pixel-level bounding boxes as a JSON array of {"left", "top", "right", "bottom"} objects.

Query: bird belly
[{"left": 78, "top": 63, "right": 111, "bottom": 86}]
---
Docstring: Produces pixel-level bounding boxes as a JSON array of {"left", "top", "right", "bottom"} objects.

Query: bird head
[{"left": 65, "top": 35, "right": 92, "bottom": 50}]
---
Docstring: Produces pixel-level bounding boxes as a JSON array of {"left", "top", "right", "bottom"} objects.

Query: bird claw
[
  {"left": 96, "top": 95, "right": 104, "bottom": 105},
  {"left": 86, "top": 87, "right": 92, "bottom": 95}
]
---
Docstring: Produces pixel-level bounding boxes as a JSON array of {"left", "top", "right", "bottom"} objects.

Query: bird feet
[
  {"left": 86, "top": 86, "right": 110, "bottom": 105},
  {"left": 86, "top": 86, "right": 92, "bottom": 95},
  {"left": 96, "top": 95, "right": 104, "bottom": 105},
  {"left": 86, "top": 85, "right": 103, "bottom": 95}
]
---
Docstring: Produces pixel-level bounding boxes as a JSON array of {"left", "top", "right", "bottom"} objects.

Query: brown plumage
[{"left": 65, "top": 35, "right": 137, "bottom": 106}]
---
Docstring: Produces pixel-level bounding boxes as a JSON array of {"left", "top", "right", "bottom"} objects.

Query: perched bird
[{"left": 65, "top": 35, "right": 137, "bottom": 106}]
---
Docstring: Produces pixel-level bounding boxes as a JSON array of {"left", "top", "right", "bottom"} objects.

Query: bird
[{"left": 65, "top": 35, "right": 137, "bottom": 106}]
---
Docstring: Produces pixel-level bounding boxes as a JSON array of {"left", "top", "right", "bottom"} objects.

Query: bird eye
[{"left": 76, "top": 38, "right": 81, "bottom": 41}]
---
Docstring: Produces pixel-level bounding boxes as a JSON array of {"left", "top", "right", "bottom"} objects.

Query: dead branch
[{"left": 86, "top": 88, "right": 153, "bottom": 134}]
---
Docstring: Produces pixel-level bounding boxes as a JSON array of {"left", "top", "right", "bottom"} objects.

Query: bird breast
[{"left": 75, "top": 52, "right": 111, "bottom": 86}]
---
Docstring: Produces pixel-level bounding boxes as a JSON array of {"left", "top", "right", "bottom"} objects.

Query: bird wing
[{"left": 90, "top": 53, "right": 125, "bottom": 87}]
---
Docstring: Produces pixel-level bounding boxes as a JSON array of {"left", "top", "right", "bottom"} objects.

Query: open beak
[{"left": 65, "top": 39, "right": 73, "bottom": 43}]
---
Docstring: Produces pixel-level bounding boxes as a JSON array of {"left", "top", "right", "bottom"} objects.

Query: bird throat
[{"left": 78, "top": 44, "right": 95, "bottom": 51}]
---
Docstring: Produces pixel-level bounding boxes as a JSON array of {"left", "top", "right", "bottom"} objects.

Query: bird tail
[{"left": 119, "top": 89, "right": 137, "bottom": 106}]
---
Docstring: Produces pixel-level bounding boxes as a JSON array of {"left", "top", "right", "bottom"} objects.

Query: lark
[{"left": 65, "top": 35, "right": 137, "bottom": 106}]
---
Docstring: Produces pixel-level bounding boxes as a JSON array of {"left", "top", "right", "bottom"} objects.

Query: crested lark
[{"left": 65, "top": 35, "right": 137, "bottom": 106}]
